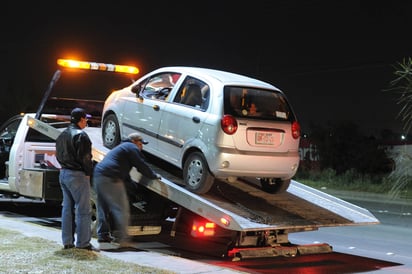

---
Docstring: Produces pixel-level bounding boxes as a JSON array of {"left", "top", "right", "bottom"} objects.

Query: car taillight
[
  {"left": 291, "top": 121, "right": 301, "bottom": 139},
  {"left": 221, "top": 115, "right": 238, "bottom": 135}
]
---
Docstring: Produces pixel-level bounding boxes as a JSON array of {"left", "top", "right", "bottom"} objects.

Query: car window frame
[
  {"left": 133, "top": 72, "right": 182, "bottom": 101},
  {"left": 173, "top": 76, "right": 210, "bottom": 111}
]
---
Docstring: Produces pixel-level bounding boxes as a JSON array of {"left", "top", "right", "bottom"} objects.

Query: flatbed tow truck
[{"left": 0, "top": 59, "right": 379, "bottom": 260}]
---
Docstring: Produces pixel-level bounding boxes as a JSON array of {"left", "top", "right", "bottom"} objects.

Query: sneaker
[
  {"left": 111, "top": 238, "right": 137, "bottom": 248},
  {"left": 119, "top": 241, "right": 137, "bottom": 248},
  {"left": 99, "top": 241, "right": 120, "bottom": 250},
  {"left": 63, "top": 244, "right": 75, "bottom": 249},
  {"left": 77, "top": 244, "right": 100, "bottom": 252},
  {"left": 98, "top": 235, "right": 114, "bottom": 243}
]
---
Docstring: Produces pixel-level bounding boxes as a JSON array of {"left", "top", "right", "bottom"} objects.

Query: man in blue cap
[{"left": 94, "top": 132, "right": 161, "bottom": 249}]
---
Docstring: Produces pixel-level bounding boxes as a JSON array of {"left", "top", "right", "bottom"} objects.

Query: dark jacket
[
  {"left": 93, "top": 139, "right": 157, "bottom": 181},
  {"left": 56, "top": 123, "right": 93, "bottom": 176}
]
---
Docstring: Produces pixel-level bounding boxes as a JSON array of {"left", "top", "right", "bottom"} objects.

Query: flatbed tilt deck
[{"left": 28, "top": 116, "right": 379, "bottom": 259}]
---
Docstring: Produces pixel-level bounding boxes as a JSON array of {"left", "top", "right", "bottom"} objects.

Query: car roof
[{"left": 150, "top": 66, "right": 280, "bottom": 91}]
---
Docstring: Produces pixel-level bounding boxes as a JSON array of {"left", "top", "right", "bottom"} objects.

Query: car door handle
[
  {"left": 192, "top": 116, "right": 200, "bottom": 123},
  {"left": 153, "top": 105, "right": 160, "bottom": 111}
]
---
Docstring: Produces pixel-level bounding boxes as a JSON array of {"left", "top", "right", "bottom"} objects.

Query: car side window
[
  {"left": 136, "top": 72, "right": 181, "bottom": 100},
  {"left": 173, "top": 77, "right": 210, "bottom": 111}
]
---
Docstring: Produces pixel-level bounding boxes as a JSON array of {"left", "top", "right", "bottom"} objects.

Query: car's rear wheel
[
  {"left": 183, "top": 152, "right": 214, "bottom": 194},
  {"left": 102, "top": 114, "right": 121, "bottom": 149},
  {"left": 260, "top": 178, "right": 291, "bottom": 194}
]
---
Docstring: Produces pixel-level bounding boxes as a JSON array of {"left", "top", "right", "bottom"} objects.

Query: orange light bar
[{"left": 57, "top": 59, "right": 139, "bottom": 74}]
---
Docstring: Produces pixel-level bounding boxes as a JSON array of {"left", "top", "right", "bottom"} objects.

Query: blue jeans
[
  {"left": 59, "top": 169, "right": 91, "bottom": 248},
  {"left": 94, "top": 174, "right": 130, "bottom": 243}
]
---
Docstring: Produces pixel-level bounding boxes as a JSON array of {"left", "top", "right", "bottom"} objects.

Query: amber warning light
[{"left": 57, "top": 59, "right": 139, "bottom": 75}]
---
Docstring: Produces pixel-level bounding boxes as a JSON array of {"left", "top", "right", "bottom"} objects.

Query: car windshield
[{"left": 223, "top": 86, "right": 294, "bottom": 121}]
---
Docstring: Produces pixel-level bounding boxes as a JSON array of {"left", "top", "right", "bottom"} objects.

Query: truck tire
[
  {"left": 260, "top": 178, "right": 291, "bottom": 194},
  {"left": 183, "top": 152, "right": 214, "bottom": 194},
  {"left": 102, "top": 114, "right": 121, "bottom": 149}
]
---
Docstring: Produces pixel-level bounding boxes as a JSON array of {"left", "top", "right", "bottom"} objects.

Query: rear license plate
[{"left": 255, "top": 132, "right": 275, "bottom": 145}]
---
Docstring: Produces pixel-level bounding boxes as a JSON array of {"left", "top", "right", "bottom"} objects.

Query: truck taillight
[
  {"left": 191, "top": 221, "right": 216, "bottom": 237},
  {"left": 292, "top": 121, "right": 301, "bottom": 139},
  {"left": 221, "top": 115, "right": 238, "bottom": 135}
]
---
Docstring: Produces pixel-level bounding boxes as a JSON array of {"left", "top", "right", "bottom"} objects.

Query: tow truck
[{"left": 0, "top": 59, "right": 379, "bottom": 259}]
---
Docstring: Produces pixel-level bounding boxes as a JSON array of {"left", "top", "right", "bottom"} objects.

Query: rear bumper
[{"left": 209, "top": 151, "right": 300, "bottom": 179}]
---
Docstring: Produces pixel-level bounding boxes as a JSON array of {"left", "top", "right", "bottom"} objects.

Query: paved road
[{"left": 290, "top": 191, "right": 412, "bottom": 273}]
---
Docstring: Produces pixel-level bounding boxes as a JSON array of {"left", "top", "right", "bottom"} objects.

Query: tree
[
  {"left": 309, "top": 121, "right": 391, "bottom": 175},
  {"left": 386, "top": 57, "right": 412, "bottom": 134},
  {"left": 384, "top": 57, "right": 412, "bottom": 198}
]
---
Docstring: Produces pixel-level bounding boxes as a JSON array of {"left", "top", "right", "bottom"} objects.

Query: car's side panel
[
  {"left": 157, "top": 103, "right": 209, "bottom": 167},
  {"left": 121, "top": 96, "right": 166, "bottom": 153}
]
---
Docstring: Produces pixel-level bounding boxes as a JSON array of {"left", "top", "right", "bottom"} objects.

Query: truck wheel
[
  {"left": 260, "top": 178, "right": 291, "bottom": 194},
  {"left": 102, "top": 114, "right": 120, "bottom": 149},
  {"left": 183, "top": 152, "right": 214, "bottom": 194}
]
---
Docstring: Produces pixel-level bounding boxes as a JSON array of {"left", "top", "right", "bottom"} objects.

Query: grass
[
  {"left": 295, "top": 168, "right": 412, "bottom": 200},
  {"left": 0, "top": 228, "right": 176, "bottom": 274}
]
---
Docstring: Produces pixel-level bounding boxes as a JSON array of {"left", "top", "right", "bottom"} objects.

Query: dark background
[{"left": 1, "top": 1, "right": 411, "bottom": 136}]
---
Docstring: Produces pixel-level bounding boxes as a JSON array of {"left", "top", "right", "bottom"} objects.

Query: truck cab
[{"left": 0, "top": 97, "right": 103, "bottom": 201}]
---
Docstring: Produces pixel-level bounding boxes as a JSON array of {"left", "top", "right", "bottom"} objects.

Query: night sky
[{"left": 2, "top": 1, "right": 411, "bottom": 136}]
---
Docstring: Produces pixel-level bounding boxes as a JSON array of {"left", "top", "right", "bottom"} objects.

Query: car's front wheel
[
  {"left": 183, "top": 152, "right": 215, "bottom": 194},
  {"left": 102, "top": 114, "right": 121, "bottom": 149},
  {"left": 260, "top": 178, "right": 291, "bottom": 194}
]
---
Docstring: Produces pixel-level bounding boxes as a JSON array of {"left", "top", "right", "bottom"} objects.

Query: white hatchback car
[{"left": 102, "top": 66, "right": 301, "bottom": 194}]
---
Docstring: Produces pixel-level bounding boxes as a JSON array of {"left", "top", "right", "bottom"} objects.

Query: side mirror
[{"left": 131, "top": 84, "right": 141, "bottom": 94}]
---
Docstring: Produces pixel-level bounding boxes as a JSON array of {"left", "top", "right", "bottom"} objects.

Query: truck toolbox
[{"left": 19, "top": 168, "right": 61, "bottom": 201}]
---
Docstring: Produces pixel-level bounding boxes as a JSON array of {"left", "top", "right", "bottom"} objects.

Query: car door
[
  {"left": 156, "top": 76, "right": 210, "bottom": 167},
  {"left": 121, "top": 72, "right": 180, "bottom": 154}
]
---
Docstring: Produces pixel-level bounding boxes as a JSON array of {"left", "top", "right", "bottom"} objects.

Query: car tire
[
  {"left": 183, "top": 152, "right": 214, "bottom": 194},
  {"left": 260, "top": 178, "right": 291, "bottom": 194},
  {"left": 102, "top": 114, "right": 121, "bottom": 149}
]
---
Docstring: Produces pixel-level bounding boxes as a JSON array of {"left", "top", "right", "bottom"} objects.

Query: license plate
[{"left": 255, "top": 132, "right": 275, "bottom": 145}]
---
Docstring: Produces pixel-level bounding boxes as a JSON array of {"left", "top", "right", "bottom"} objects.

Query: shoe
[
  {"left": 98, "top": 235, "right": 114, "bottom": 243},
  {"left": 99, "top": 242, "right": 120, "bottom": 250},
  {"left": 119, "top": 241, "right": 137, "bottom": 248},
  {"left": 63, "top": 244, "right": 75, "bottom": 249},
  {"left": 111, "top": 238, "right": 136, "bottom": 248},
  {"left": 77, "top": 244, "right": 100, "bottom": 252}
]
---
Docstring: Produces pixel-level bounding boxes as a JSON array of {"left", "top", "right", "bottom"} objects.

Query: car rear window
[{"left": 223, "top": 86, "right": 295, "bottom": 121}]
